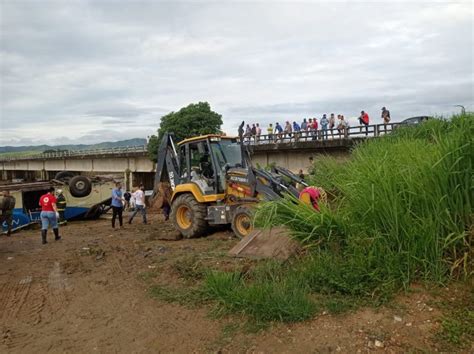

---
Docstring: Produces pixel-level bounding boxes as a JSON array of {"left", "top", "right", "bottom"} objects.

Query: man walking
[
  {"left": 111, "top": 182, "right": 124, "bottom": 229},
  {"left": 56, "top": 189, "right": 67, "bottom": 225},
  {"left": 39, "top": 187, "right": 61, "bottom": 244},
  {"left": 129, "top": 184, "right": 147, "bottom": 224},
  {"left": 1, "top": 191, "right": 16, "bottom": 237}
]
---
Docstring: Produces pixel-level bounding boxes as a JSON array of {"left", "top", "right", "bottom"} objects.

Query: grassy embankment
[
  {"left": 202, "top": 114, "right": 473, "bottom": 329},
  {"left": 144, "top": 114, "right": 472, "bottom": 347}
]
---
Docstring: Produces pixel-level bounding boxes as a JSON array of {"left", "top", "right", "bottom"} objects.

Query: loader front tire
[
  {"left": 231, "top": 206, "right": 253, "bottom": 239},
  {"left": 171, "top": 194, "right": 208, "bottom": 238}
]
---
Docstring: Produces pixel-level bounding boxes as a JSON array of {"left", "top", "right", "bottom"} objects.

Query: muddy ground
[{"left": 0, "top": 211, "right": 471, "bottom": 353}]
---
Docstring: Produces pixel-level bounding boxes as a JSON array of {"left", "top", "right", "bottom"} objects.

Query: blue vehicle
[{"left": 1, "top": 176, "right": 116, "bottom": 234}]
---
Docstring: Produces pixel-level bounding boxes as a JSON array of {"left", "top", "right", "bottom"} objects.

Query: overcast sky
[{"left": 0, "top": 0, "right": 473, "bottom": 146}]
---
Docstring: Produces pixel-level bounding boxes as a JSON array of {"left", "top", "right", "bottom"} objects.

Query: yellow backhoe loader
[{"left": 154, "top": 122, "right": 312, "bottom": 239}]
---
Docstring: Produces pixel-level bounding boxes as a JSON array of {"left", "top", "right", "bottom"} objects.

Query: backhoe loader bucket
[{"left": 228, "top": 227, "right": 301, "bottom": 261}]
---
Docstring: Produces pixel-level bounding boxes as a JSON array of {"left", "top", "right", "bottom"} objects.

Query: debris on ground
[{"left": 228, "top": 227, "right": 301, "bottom": 260}]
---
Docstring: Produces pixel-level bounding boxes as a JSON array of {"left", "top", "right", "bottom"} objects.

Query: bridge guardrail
[
  {"left": 242, "top": 123, "right": 399, "bottom": 145},
  {"left": 0, "top": 145, "right": 148, "bottom": 162},
  {"left": 1, "top": 123, "right": 403, "bottom": 161}
]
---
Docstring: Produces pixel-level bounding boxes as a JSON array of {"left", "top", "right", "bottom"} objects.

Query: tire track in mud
[
  {"left": 0, "top": 275, "right": 32, "bottom": 321},
  {"left": 1, "top": 262, "right": 72, "bottom": 351},
  {"left": 0, "top": 276, "right": 34, "bottom": 350},
  {"left": 47, "top": 262, "right": 71, "bottom": 315}
]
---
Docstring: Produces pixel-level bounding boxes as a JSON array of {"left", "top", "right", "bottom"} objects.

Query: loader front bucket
[{"left": 228, "top": 227, "right": 301, "bottom": 261}]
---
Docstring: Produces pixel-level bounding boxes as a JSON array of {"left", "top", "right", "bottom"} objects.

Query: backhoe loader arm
[
  {"left": 272, "top": 166, "right": 309, "bottom": 188},
  {"left": 155, "top": 133, "right": 180, "bottom": 191}
]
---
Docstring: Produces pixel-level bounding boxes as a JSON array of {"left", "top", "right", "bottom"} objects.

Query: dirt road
[{"left": 0, "top": 212, "right": 469, "bottom": 353}]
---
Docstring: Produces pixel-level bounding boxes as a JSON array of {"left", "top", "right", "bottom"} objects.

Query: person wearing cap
[
  {"left": 56, "top": 189, "right": 67, "bottom": 225},
  {"left": 381, "top": 107, "right": 390, "bottom": 124}
]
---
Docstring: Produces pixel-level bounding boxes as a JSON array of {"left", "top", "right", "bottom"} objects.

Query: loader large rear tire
[{"left": 171, "top": 194, "right": 208, "bottom": 238}]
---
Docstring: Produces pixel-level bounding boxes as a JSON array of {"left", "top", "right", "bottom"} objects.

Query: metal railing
[
  {"left": 0, "top": 145, "right": 148, "bottom": 162},
  {"left": 242, "top": 123, "right": 400, "bottom": 145},
  {"left": 1, "top": 123, "right": 402, "bottom": 162}
]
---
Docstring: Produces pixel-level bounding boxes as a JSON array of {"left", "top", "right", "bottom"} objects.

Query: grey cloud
[{"left": 0, "top": 1, "right": 472, "bottom": 146}]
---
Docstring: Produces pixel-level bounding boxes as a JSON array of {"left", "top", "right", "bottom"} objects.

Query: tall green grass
[
  {"left": 255, "top": 114, "right": 472, "bottom": 292},
  {"left": 204, "top": 262, "right": 317, "bottom": 322},
  {"left": 203, "top": 114, "right": 472, "bottom": 322}
]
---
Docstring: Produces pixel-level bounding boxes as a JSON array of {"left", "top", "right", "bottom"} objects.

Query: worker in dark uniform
[
  {"left": 56, "top": 189, "right": 67, "bottom": 225},
  {"left": 1, "top": 190, "right": 16, "bottom": 237}
]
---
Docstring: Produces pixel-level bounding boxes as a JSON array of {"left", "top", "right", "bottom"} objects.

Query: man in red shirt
[
  {"left": 358, "top": 110, "right": 370, "bottom": 136},
  {"left": 311, "top": 118, "right": 318, "bottom": 140},
  {"left": 39, "top": 187, "right": 61, "bottom": 244}
]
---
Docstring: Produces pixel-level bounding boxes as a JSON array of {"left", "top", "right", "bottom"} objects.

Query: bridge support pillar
[{"left": 124, "top": 169, "right": 132, "bottom": 191}]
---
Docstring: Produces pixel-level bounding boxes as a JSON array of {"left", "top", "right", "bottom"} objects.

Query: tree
[{"left": 147, "top": 102, "right": 223, "bottom": 162}]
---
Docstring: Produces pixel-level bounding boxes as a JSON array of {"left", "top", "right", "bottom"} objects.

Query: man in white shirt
[{"left": 128, "top": 184, "right": 147, "bottom": 224}]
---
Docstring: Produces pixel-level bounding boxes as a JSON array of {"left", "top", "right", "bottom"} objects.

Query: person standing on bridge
[
  {"left": 337, "top": 115, "right": 347, "bottom": 136},
  {"left": 129, "top": 184, "right": 147, "bottom": 225},
  {"left": 111, "top": 182, "right": 124, "bottom": 229},
  {"left": 359, "top": 110, "right": 370, "bottom": 136},
  {"left": 301, "top": 118, "right": 308, "bottom": 139},
  {"left": 329, "top": 114, "right": 336, "bottom": 137},
  {"left": 256, "top": 123, "right": 262, "bottom": 143},
  {"left": 381, "top": 106, "right": 390, "bottom": 125},
  {"left": 284, "top": 121, "right": 292, "bottom": 141},
  {"left": 267, "top": 123, "right": 274, "bottom": 142},
  {"left": 39, "top": 187, "right": 61, "bottom": 244},
  {"left": 320, "top": 114, "right": 329, "bottom": 140},
  {"left": 251, "top": 124, "right": 257, "bottom": 143},
  {"left": 311, "top": 117, "right": 318, "bottom": 140},
  {"left": 275, "top": 122, "right": 283, "bottom": 142},
  {"left": 292, "top": 121, "right": 301, "bottom": 141},
  {"left": 1, "top": 190, "right": 16, "bottom": 237}
]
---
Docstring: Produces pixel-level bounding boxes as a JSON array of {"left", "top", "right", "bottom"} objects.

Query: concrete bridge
[
  {"left": 0, "top": 146, "right": 155, "bottom": 189},
  {"left": 0, "top": 123, "right": 399, "bottom": 188}
]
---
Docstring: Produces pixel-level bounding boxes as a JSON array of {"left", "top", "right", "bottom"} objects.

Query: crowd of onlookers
[{"left": 242, "top": 107, "right": 391, "bottom": 142}]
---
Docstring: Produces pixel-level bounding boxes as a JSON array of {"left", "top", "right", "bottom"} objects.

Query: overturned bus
[{"left": 1, "top": 174, "right": 116, "bottom": 234}]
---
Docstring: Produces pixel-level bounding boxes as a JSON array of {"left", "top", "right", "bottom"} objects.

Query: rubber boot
[
  {"left": 41, "top": 230, "right": 47, "bottom": 244},
  {"left": 53, "top": 228, "right": 61, "bottom": 241}
]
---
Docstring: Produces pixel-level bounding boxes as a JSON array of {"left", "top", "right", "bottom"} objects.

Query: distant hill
[{"left": 0, "top": 138, "right": 147, "bottom": 154}]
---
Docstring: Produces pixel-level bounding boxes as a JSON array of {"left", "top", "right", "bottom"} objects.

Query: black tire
[
  {"left": 69, "top": 176, "right": 92, "bottom": 198},
  {"left": 54, "top": 171, "right": 76, "bottom": 182},
  {"left": 171, "top": 194, "right": 208, "bottom": 238},
  {"left": 231, "top": 206, "right": 253, "bottom": 239}
]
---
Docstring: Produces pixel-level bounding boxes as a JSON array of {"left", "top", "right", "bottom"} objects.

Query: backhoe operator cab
[
  {"left": 178, "top": 135, "right": 243, "bottom": 195},
  {"left": 155, "top": 132, "right": 309, "bottom": 239}
]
